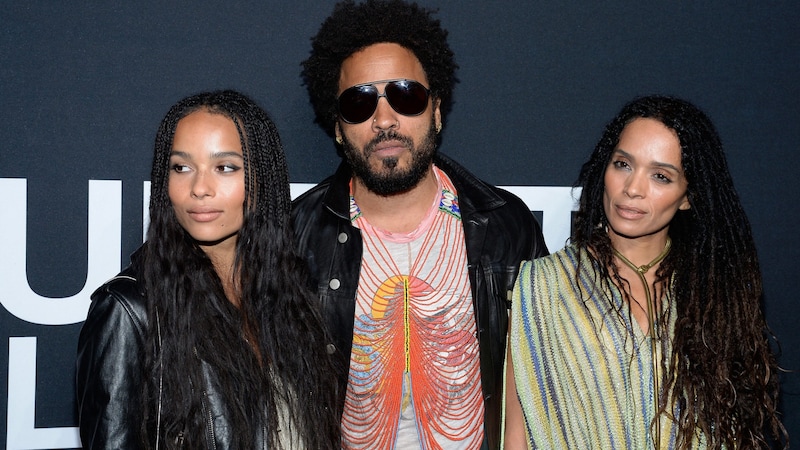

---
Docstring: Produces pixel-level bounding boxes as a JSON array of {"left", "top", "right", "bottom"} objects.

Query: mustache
[{"left": 364, "top": 131, "right": 414, "bottom": 157}]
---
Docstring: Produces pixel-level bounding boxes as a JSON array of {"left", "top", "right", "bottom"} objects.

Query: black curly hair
[
  {"left": 301, "top": 0, "right": 457, "bottom": 137},
  {"left": 141, "top": 90, "right": 341, "bottom": 449},
  {"left": 573, "top": 95, "right": 787, "bottom": 449}
]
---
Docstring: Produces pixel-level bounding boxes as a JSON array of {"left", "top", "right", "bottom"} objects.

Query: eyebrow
[
  {"left": 613, "top": 148, "right": 682, "bottom": 172},
  {"left": 169, "top": 150, "right": 244, "bottom": 160}
]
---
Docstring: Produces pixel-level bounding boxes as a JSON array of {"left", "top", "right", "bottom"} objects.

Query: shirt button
[
  {"left": 329, "top": 278, "right": 341, "bottom": 290},
  {"left": 337, "top": 232, "right": 348, "bottom": 243},
  {"left": 326, "top": 344, "right": 336, "bottom": 354}
]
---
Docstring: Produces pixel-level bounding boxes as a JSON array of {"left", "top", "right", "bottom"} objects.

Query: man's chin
[
  {"left": 363, "top": 160, "right": 411, "bottom": 180},
  {"left": 358, "top": 170, "right": 421, "bottom": 196},
  {"left": 369, "top": 154, "right": 401, "bottom": 171}
]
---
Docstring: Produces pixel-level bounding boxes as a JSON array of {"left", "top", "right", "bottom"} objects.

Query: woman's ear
[{"left": 679, "top": 194, "right": 691, "bottom": 210}]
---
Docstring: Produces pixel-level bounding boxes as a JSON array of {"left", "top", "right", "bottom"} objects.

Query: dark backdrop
[{"left": 1, "top": 1, "right": 798, "bottom": 448}]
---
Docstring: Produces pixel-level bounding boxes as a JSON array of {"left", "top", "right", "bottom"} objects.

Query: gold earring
[
  {"left": 335, "top": 135, "right": 343, "bottom": 145},
  {"left": 436, "top": 123, "right": 442, "bottom": 133}
]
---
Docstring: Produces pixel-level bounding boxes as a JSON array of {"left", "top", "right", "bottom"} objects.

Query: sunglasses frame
[{"left": 337, "top": 78, "right": 431, "bottom": 124}]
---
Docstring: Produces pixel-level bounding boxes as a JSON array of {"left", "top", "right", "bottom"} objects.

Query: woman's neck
[
  {"left": 201, "top": 244, "right": 240, "bottom": 306},
  {"left": 607, "top": 231, "right": 672, "bottom": 336},
  {"left": 607, "top": 229, "right": 670, "bottom": 269}
]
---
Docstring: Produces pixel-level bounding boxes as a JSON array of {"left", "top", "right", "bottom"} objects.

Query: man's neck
[{"left": 352, "top": 166, "right": 439, "bottom": 234}]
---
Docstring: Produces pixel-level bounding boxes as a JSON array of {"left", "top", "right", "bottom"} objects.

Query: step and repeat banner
[{"left": 2, "top": 1, "right": 798, "bottom": 448}]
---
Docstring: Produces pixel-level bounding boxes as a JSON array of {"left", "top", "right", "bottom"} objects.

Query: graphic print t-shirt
[{"left": 342, "top": 167, "right": 485, "bottom": 449}]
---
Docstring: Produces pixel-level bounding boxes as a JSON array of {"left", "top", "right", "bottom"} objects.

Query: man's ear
[
  {"left": 433, "top": 98, "right": 442, "bottom": 133},
  {"left": 335, "top": 122, "right": 342, "bottom": 145}
]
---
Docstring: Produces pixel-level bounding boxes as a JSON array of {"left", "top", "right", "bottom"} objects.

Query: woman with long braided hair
[
  {"left": 504, "top": 95, "right": 787, "bottom": 449},
  {"left": 77, "top": 90, "right": 341, "bottom": 449}
]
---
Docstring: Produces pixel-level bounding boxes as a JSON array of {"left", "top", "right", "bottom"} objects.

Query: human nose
[
  {"left": 190, "top": 170, "right": 215, "bottom": 198},
  {"left": 623, "top": 171, "right": 646, "bottom": 198},
  {"left": 371, "top": 91, "right": 398, "bottom": 131}
]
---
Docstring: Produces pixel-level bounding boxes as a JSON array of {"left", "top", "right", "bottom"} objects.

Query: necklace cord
[{"left": 612, "top": 237, "right": 671, "bottom": 448}]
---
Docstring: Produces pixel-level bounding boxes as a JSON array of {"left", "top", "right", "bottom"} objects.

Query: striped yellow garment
[{"left": 508, "top": 245, "right": 708, "bottom": 449}]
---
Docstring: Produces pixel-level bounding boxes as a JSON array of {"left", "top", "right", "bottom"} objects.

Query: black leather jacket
[
  {"left": 291, "top": 153, "right": 548, "bottom": 449},
  {"left": 75, "top": 253, "right": 267, "bottom": 450}
]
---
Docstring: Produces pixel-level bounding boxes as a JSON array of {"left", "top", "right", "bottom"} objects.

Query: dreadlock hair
[
  {"left": 573, "top": 95, "right": 787, "bottom": 449},
  {"left": 140, "top": 90, "right": 341, "bottom": 449},
  {"left": 301, "top": 0, "right": 457, "bottom": 137}
]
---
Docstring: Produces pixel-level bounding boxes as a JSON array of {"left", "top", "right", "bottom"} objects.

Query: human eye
[
  {"left": 217, "top": 163, "right": 242, "bottom": 173},
  {"left": 611, "top": 159, "right": 630, "bottom": 170},
  {"left": 170, "top": 163, "right": 190, "bottom": 173},
  {"left": 653, "top": 172, "right": 673, "bottom": 184}
]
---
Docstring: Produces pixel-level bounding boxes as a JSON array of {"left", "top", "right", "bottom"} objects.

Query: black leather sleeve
[{"left": 76, "top": 276, "right": 147, "bottom": 450}]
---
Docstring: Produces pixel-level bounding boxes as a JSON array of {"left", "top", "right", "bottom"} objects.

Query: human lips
[
  {"left": 187, "top": 207, "right": 223, "bottom": 222},
  {"left": 370, "top": 139, "right": 407, "bottom": 157},
  {"left": 615, "top": 204, "right": 646, "bottom": 220}
]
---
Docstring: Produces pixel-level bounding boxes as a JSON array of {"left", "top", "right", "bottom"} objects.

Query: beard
[{"left": 341, "top": 120, "right": 437, "bottom": 196}]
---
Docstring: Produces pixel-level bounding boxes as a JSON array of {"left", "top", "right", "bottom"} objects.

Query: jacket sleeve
[
  {"left": 497, "top": 187, "right": 549, "bottom": 260},
  {"left": 76, "top": 281, "right": 147, "bottom": 450},
  {"left": 528, "top": 213, "right": 549, "bottom": 260}
]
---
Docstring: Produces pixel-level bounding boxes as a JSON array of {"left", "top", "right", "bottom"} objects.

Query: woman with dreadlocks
[
  {"left": 77, "top": 90, "right": 341, "bottom": 449},
  {"left": 503, "top": 95, "right": 787, "bottom": 449}
]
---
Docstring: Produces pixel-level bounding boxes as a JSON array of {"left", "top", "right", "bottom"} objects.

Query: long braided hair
[
  {"left": 573, "top": 95, "right": 786, "bottom": 449},
  {"left": 140, "top": 90, "right": 340, "bottom": 449}
]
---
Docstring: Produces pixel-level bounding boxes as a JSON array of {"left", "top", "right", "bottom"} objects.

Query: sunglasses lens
[
  {"left": 338, "top": 85, "right": 378, "bottom": 124},
  {"left": 385, "top": 81, "right": 429, "bottom": 116},
  {"left": 337, "top": 80, "right": 431, "bottom": 124}
]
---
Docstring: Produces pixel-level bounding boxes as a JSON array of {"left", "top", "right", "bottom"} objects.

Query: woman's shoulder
[
  {"left": 513, "top": 245, "right": 586, "bottom": 317},
  {"left": 517, "top": 246, "right": 583, "bottom": 298},
  {"left": 89, "top": 262, "right": 149, "bottom": 332},
  {"left": 524, "top": 244, "right": 582, "bottom": 272}
]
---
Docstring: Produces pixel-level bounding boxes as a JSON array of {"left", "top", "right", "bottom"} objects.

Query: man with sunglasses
[{"left": 293, "top": 1, "right": 547, "bottom": 448}]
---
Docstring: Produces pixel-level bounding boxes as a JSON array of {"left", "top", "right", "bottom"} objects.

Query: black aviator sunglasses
[{"left": 337, "top": 78, "right": 431, "bottom": 124}]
